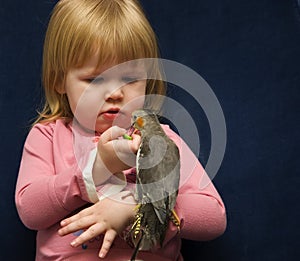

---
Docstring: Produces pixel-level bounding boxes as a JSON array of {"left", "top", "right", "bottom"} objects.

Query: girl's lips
[
  {"left": 100, "top": 109, "right": 121, "bottom": 121},
  {"left": 101, "top": 112, "right": 119, "bottom": 121}
]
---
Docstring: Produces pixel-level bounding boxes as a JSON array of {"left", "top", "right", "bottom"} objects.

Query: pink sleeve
[
  {"left": 163, "top": 125, "right": 227, "bottom": 241},
  {"left": 15, "top": 123, "right": 92, "bottom": 230}
]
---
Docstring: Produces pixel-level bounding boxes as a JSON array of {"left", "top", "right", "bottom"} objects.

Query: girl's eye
[
  {"left": 87, "top": 77, "right": 104, "bottom": 85},
  {"left": 122, "top": 77, "right": 138, "bottom": 84}
]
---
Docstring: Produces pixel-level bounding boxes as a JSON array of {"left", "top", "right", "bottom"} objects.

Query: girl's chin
[
  {"left": 94, "top": 122, "right": 130, "bottom": 134},
  {"left": 74, "top": 115, "right": 131, "bottom": 134},
  {"left": 94, "top": 124, "right": 111, "bottom": 134},
  {"left": 96, "top": 114, "right": 131, "bottom": 131}
]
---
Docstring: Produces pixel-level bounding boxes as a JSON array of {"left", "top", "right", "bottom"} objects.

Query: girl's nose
[{"left": 105, "top": 86, "right": 124, "bottom": 102}]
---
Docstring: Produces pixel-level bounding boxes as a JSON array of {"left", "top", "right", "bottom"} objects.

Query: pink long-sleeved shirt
[{"left": 15, "top": 119, "right": 226, "bottom": 261}]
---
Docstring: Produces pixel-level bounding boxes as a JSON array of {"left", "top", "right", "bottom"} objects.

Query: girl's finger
[
  {"left": 58, "top": 215, "right": 94, "bottom": 236},
  {"left": 70, "top": 222, "right": 105, "bottom": 248},
  {"left": 130, "top": 134, "right": 141, "bottom": 153},
  {"left": 111, "top": 133, "right": 141, "bottom": 154},
  {"left": 60, "top": 206, "right": 94, "bottom": 227},
  {"left": 101, "top": 126, "right": 126, "bottom": 142},
  {"left": 99, "top": 229, "right": 117, "bottom": 258}
]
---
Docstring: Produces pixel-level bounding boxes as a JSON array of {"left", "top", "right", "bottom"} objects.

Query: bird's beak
[{"left": 127, "top": 122, "right": 136, "bottom": 136}]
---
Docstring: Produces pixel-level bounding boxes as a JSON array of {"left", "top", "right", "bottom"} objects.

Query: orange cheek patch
[{"left": 136, "top": 117, "right": 144, "bottom": 128}]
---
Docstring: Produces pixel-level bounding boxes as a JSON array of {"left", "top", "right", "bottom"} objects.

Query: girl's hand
[
  {"left": 92, "top": 126, "right": 141, "bottom": 185},
  {"left": 58, "top": 192, "right": 136, "bottom": 258}
]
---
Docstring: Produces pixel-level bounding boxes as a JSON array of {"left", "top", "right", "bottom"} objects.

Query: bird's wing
[{"left": 137, "top": 136, "right": 180, "bottom": 222}]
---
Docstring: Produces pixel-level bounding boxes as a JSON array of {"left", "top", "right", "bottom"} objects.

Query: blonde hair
[{"left": 36, "top": 0, "right": 165, "bottom": 124}]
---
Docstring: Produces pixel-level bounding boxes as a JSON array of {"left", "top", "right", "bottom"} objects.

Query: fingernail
[
  {"left": 70, "top": 241, "right": 77, "bottom": 247},
  {"left": 99, "top": 252, "right": 104, "bottom": 258}
]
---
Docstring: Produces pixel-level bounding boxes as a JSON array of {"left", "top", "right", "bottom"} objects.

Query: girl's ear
[
  {"left": 55, "top": 83, "right": 66, "bottom": 94},
  {"left": 55, "top": 73, "right": 66, "bottom": 94}
]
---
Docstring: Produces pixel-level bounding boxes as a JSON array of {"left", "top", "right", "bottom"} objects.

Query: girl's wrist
[
  {"left": 92, "top": 153, "right": 115, "bottom": 186},
  {"left": 110, "top": 190, "right": 137, "bottom": 220}
]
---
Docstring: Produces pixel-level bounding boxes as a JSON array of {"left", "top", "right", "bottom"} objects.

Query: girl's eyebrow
[
  {"left": 86, "top": 70, "right": 147, "bottom": 79},
  {"left": 78, "top": 63, "right": 148, "bottom": 78},
  {"left": 79, "top": 68, "right": 104, "bottom": 78},
  {"left": 124, "top": 64, "right": 148, "bottom": 76},
  {"left": 121, "top": 69, "right": 147, "bottom": 77}
]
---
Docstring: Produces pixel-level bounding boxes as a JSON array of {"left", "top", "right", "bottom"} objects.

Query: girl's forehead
[{"left": 80, "top": 55, "right": 148, "bottom": 77}]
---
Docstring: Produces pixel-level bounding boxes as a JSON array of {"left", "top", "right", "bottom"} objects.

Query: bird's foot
[{"left": 170, "top": 209, "right": 181, "bottom": 231}]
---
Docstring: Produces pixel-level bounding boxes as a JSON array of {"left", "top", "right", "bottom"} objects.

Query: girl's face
[{"left": 64, "top": 54, "right": 147, "bottom": 134}]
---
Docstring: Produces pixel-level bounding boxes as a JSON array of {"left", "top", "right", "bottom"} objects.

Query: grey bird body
[{"left": 130, "top": 109, "right": 180, "bottom": 260}]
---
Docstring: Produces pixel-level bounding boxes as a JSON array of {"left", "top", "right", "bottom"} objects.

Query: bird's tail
[{"left": 130, "top": 230, "right": 144, "bottom": 261}]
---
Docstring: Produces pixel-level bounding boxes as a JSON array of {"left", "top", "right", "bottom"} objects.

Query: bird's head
[{"left": 131, "top": 109, "right": 159, "bottom": 132}]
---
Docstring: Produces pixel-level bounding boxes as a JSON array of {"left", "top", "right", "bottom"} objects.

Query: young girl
[{"left": 15, "top": 0, "right": 226, "bottom": 260}]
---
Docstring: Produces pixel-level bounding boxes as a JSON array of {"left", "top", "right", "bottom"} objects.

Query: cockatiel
[{"left": 129, "top": 109, "right": 181, "bottom": 261}]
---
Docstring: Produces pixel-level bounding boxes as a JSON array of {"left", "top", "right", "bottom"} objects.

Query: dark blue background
[{"left": 1, "top": 0, "right": 299, "bottom": 260}]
